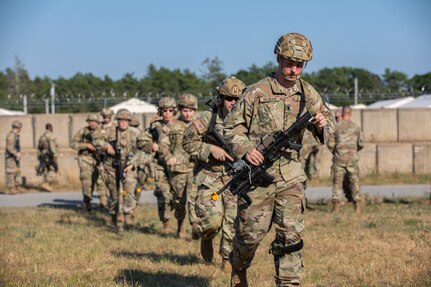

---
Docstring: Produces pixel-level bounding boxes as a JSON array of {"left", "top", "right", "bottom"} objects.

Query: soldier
[
  {"left": 327, "top": 106, "right": 364, "bottom": 213},
  {"left": 158, "top": 93, "right": 198, "bottom": 239},
  {"left": 101, "top": 108, "right": 115, "bottom": 130},
  {"left": 36, "top": 123, "right": 58, "bottom": 192},
  {"left": 136, "top": 97, "right": 175, "bottom": 233},
  {"left": 99, "top": 109, "right": 138, "bottom": 232},
  {"left": 223, "top": 32, "right": 334, "bottom": 286},
  {"left": 300, "top": 129, "right": 321, "bottom": 180},
  {"left": 183, "top": 77, "right": 246, "bottom": 270},
  {"left": 4, "top": 120, "right": 25, "bottom": 194},
  {"left": 70, "top": 114, "right": 104, "bottom": 211},
  {"left": 129, "top": 113, "right": 145, "bottom": 206}
]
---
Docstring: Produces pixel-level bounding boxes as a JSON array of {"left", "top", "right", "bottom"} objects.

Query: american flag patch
[{"left": 193, "top": 119, "right": 206, "bottom": 134}]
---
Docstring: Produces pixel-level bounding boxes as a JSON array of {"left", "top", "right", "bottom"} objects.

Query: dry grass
[{"left": 0, "top": 199, "right": 430, "bottom": 286}]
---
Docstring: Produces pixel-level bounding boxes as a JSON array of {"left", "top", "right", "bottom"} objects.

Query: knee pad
[{"left": 269, "top": 239, "right": 303, "bottom": 257}]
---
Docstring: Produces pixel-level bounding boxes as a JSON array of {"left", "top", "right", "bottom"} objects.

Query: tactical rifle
[
  {"left": 110, "top": 126, "right": 125, "bottom": 213},
  {"left": 211, "top": 111, "right": 314, "bottom": 205},
  {"left": 36, "top": 153, "right": 58, "bottom": 176}
]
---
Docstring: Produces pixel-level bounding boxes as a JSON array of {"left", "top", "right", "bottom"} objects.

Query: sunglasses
[
  {"left": 224, "top": 96, "right": 237, "bottom": 102},
  {"left": 162, "top": 108, "right": 175, "bottom": 113}
]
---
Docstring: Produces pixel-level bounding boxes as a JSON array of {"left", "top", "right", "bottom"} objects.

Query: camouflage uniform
[
  {"left": 70, "top": 115, "right": 105, "bottom": 210},
  {"left": 36, "top": 128, "right": 58, "bottom": 191},
  {"left": 224, "top": 34, "right": 335, "bottom": 285},
  {"left": 183, "top": 77, "right": 246, "bottom": 264},
  {"left": 4, "top": 121, "right": 23, "bottom": 194},
  {"left": 99, "top": 110, "right": 138, "bottom": 231},
  {"left": 300, "top": 129, "right": 321, "bottom": 180},
  {"left": 137, "top": 117, "right": 174, "bottom": 227},
  {"left": 327, "top": 118, "right": 364, "bottom": 204},
  {"left": 159, "top": 94, "right": 198, "bottom": 238}
]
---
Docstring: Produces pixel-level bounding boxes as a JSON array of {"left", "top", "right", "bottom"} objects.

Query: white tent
[
  {"left": 399, "top": 94, "right": 431, "bottom": 108},
  {"left": 351, "top": 104, "right": 367, "bottom": 109},
  {"left": 367, "top": 97, "right": 414, "bottom": 109},
  {"left": 110, "top": 98, "right": 157, "bottom": 114},
  {"left": 0, "top": 108, "right": 26, "bottom": 115}
]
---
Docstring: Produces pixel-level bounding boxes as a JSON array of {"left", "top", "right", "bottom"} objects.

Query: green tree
[
  {"left": 382, "top": 68, "right": 408, "bottom": 92},
  {"left": 6, "top": 57, "right": 30, "bottom": 97},
  {"left": 234, "top": 62, "right": 277, "bottom": 85},
  {"left": 200, "top": 57, "right": 226, "bottom": 94},
  {"left": 408, "top": 72, "right": 431, "bottom": 93}
]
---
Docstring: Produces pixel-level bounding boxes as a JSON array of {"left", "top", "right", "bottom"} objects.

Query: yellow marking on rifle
[
  {"left": 122, "top": 190, "right": 127, "bottom": 196},
  {"left": 211, "top": 192, "right": 219, "bottom": 201},
  {"left": 137, "top": 187, "right": 142, "bottom": 193}
]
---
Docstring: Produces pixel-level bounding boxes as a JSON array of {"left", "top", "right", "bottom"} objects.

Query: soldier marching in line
[
  {"left": 4, "top": 120, "right": 25, "bottom": 194},
  {"left": 136, "top": 97, "right": 176, "bottom": 234},
  {"left": 223, "top": 33, "right": 334, "bottom": 286},
  {"left": 36, "top": 123, "right": 59, "bottom": 192},
  {"left": 70, "top": 114, "right": 105, "bottom": 211},
  {"left": 97, "top": 109, "right": 139, "bottom": 232},
  {"left": 158, "top": 93, "right": 198, "bottom": 239},
  {"left": 327, "top": 106, "right": 364, "bottom": 213},
  {"left": 183, "top": 77, "right": 246, "bottom": 270}
]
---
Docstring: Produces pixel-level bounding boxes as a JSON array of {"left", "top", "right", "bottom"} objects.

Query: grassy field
[{"left": 1, "top": 198, "right": 430, "bottom": 287}]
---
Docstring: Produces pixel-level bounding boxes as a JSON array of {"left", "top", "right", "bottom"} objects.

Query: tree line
[{"left": 1, "top": 57, "right": 430, "bottom": 113}]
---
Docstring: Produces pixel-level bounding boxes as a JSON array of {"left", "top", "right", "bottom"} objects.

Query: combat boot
[
  {"left": 40, "top": 183, "right": 53, "bottom": 192},
  {"left": 177, "top": 219, "right": 187, "bottom": 239},
  {"left": 16, "top": 185, "right": 26, "bottom": 193},
  {"left": 83, "top": 198, "right": 92, "bottom": 212},
  {"left": 231, "top": 268, "right": 248, "bottom": 287},
  {"left": 124, "top": 214, "right": 134, "bottom": 230},
  {"left": 221, "top": 258, "right": 231, "bottom": 272},
  {"left": 191, "top": 222, "right": 201, "bottom": 240},
  {"left": 200, "top": 238, "right": 214, "bottom": 263},
  {"left": 331, "top": 201, "right": 341, "bottom": 213},
  {"left": 162, "top": 219, "right": 172, "bottom": 234},
  {"left": 99, "top": 195, "right": 108, "bottom": 209},
  {"left": 354, "top": 201, "right": 362, "bottom": 214},
  {"left": 116, "top": 213, "right": 125, "bottom": 234}
]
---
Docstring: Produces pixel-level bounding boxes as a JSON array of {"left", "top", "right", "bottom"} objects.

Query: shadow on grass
[
  {"left": 115, "top": 269, "right": 210, "bottom": 287},
  {"left": 113, "top": 251, "right": 201, "bottom": 265}
]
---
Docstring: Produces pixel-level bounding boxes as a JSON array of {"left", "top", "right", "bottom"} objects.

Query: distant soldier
[
  {"left": 129, "top": 113, "right": 142, "bottom": 137},
  {"left": 4, "top": 120, "right": 24, "bottom": 194},
  {"left": 70, "top": 114, "right": 105, "bottom": 211},
  {"left": 300, "top": 129, "right": 321, "bottom": 180},
  {"left": 99, "top": 109, "right": 138, "bottom": 232},
  {"left": 36, "top": 123, "right": 58, "bottom": 192},
  {"left": 136, "top": 97, "right": 176, "bottom": 234},
  {"left": 183, "top": 77, "right": 246, "bottom": 270},
  {"left": 158, "top": 93, "right": 198, "bottom": 238},
  {"left": 327, "top": 106, "right": 364, "bottom": 213},
  {"left": 100, "top": 108, "right": 116, "bottom": 130}
]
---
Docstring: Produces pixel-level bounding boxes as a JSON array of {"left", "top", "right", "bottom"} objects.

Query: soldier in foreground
[
  {"left": 159, "top": 93, "right": 198, "bottom": 239},
  {"left": 70, "top": 114, "right": 104, "bottom": 211},
  {"left": 183, "top": 77, "right": 246, "bottom": 270},
  {"left": 223, "top": 33, "right": 334, "bottom": 286},
  {"left": 327, "top": 106, "right": 364, "bottom": 213},
  {"left": 137, "top": 98, "right": 175, "bottom": 233},
  {"left": 99, "top": 109, "right": 138, "bottom": 232},
  {"left": 36, "top": 123, "right": 58, "bottom": 192},
  {"left": 4, "top": 120, "right": 25, "bottom": 194}
]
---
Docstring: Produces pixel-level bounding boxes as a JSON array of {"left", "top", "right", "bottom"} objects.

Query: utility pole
[
  {"left": 45, "top": 99, "right": 50, "bottom": 114},
  {"left": 23, "top": 95, "right": 27, "bottom": 114},
  {"left": 50, "top": 83, "right": 56, "bottom": 114},
  {"left": 354, "top": 77, "right": 358, "bottom": 105}
]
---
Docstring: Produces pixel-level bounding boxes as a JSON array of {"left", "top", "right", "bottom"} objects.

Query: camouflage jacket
[
  {"left": 136, "top": 118, "right": 169, "bottom": 170},
  {"left": 224, "top": 75, "right": 335, "bottom": 183},
  {"left": 38, "top": 130, "right": 58, "bottom": 158},
  {"left": 183, "top": 108, "right": 229, "bottom": 186},
  {"left": 327, "top": 119, "right": 364, "bottom": 165},
  {"left": 159, "top": 118, "right": 195, "bottom": 174},
  {"left": 101, "top": 126, "right": 138, "bottom": 169},
  {"left": 70, "top": 126, "right": 104, "bottom": 157},
  {"left": 5, "top": 131, "right": 20, "bottom": 159}
]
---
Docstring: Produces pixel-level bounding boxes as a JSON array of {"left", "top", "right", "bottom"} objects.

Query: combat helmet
[
  {"left": 274, "top": 32, "right": 313, "bottom": 62},
  {"left": 130, "top": 114, "right": 140, "bottom": 127},
  {"left": 158, "top": 97, "right": 177, "bottom": 116},
  {"left": 217, "top": 76, "right": 246, "bottom": 99},
  {"left": 115, "top": 109, "right": 132, "bottom": 121},
  {"left": 86, "top": 114, "right": 99, "bottom": 122},
  {"left": 12, "top": 120, "right": 23, "bottom": 129},
  {"left": 100, "top": 108, "right": 114, "bottom": 117},
  {"left": 178, "top": 93, "right": 198, "bottom": 110}
]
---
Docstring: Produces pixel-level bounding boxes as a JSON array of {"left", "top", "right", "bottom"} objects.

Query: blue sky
[{"left": 0, "top": 0, "right": 430, "bottom": 80}]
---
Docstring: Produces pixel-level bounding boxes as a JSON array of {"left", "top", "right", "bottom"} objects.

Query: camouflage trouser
[
  {"left": 300, "top": 146, "right": 320, "bottom": 180},
  {"left": 96, "top": 164, "right": 108, "bottom": 206},
  {"left": 187, "top": 180, "right": 199, "bottom": 226},
  {"left": 154, "top": 168, "right": 173, "bottom": 222},
  {"left": 196, "top": 179, "right": 237, "bottom": 259},
  {"left": 102, "top": 165, "right": 137, "bottom": 216},
  {"left": 170, "top": 171, "right": 194, "bottom": 222},
  {"left": 5, "top": 157, "right": 21, "bottom": 188},
  {"left": 230, "top": 181, "right": 305, "bottom": 286},
  {"left": 77, "top": 155, "right": 98, "bottom": 204},
  {"left": 42, "top": 165, "right": 57, "bottom": 184},
  {"left": 332, "top": 163, "right": 361, "bottom": 203}
]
